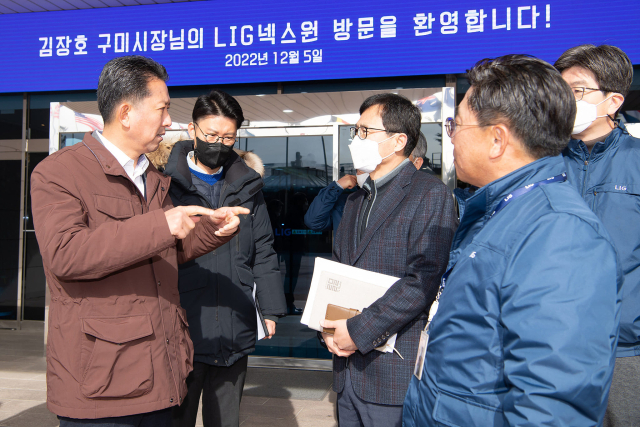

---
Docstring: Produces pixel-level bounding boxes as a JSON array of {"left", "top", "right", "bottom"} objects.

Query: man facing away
[
  {"left": 402, "top": 54, "right": 622, "bottom": 427},
  {"left": 320, "top": 93, "right": 458, "bottom": 427},
  {"left": 30, "top": 56, "right": 248, "bottom": 426},
  {"left": 555, "top": 44, "right": 640, "bottom": 427}
]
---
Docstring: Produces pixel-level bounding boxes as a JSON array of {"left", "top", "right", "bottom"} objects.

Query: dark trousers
[
  {"left": 58, "top": 408, "right": 171, "bottom": 427},
  {"left": 603, "top": 355, "right": 640, "bottom": 427},
  {"left": 172, "top": 356, "right": 248, "bottom": 427},
  {"left": 337, "top": 367, "right": 403, "bottom": 427}
]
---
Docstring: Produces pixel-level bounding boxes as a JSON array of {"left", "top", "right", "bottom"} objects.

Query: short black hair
[
  {"left": 554, "top": 44, "right": 633, "bottom": 98},
  {"left": 466, "top": 54, "right": 575, "bottom": 159},
  {"left": 97, "top": 55, "right": 168, "bottom": 124},
  {"left": 412, "top": 132, "right": 427, "bottom": 159},
  {"left": 192, "top": 89, "right": 245, "bottom": 129},
  {"left": 359, "top": 93, "right": 422, "bottom": 157},
  {"left": 554, "top": 44, "right": 633, "bottom": 116}
]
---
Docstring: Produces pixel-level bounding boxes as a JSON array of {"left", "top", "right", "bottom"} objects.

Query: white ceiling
[{"left": 63, "top": 87, "right": 441, "bottom": 126}]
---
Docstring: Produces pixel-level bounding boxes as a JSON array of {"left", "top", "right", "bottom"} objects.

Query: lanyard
[
  {"left": 429, "top": 172, "right": 567, "bottom": 323},
  {"left": 490, "top": 173, "right": 566, "bottom": 218}
]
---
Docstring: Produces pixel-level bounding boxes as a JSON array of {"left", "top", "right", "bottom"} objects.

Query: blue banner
[{"left": 0, "top": 0, "right": 638, "bottom": 92}]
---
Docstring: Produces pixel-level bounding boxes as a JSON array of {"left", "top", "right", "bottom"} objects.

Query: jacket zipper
[
  {"left": 140, "top": 184, "right": 181, "bottom": 405},
  {"left": 365, "top": 181, "right": 377, "bottom": 228},
  {"left": 581, "top": 158, "right": 590, "bottom": 198}
]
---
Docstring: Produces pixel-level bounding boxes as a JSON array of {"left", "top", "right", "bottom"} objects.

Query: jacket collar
[
  {"left": 81, "top": 132, "right": 169, "bottom": 204},
  {"left": 164, "top": 139, "right": 263, "bottom": 206},
  {"left": 455, "top": 156, "right": 566, "bottom": 242},
  {"left": 565, "top": 123, "right": 628, "bottom": 161},
  {"left": 82, "top": 132, "right": 130, "bottom": 179}
]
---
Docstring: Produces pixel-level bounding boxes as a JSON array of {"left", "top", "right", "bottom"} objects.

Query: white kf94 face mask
[
  {"left": 572, "top": 95, "right": 613, "bottom": 135},
  {"left": 348, "top": 134, "right": 397, "bottom": 174}
]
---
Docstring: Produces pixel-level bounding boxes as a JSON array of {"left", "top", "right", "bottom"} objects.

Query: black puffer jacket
[{"left": 156, "top": 139, "right": 286, "bottom": 367}]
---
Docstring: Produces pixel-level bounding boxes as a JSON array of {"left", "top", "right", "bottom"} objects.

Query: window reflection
[{"left": 241, "top": 135, "right": 332, "bottom": 359}]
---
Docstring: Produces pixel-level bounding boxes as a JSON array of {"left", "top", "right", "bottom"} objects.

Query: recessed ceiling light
[{"left": 283, "top": 109, "right": 293, "bottom": 113}]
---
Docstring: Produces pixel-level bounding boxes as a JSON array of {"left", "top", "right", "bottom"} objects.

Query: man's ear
[
  {"left": 607, "top": 93, "right": 625, "bottom": 117},
  {"left": 188, "top": 122, "right": 196, "bottom": 141},
  {"left": 117, "top": 102, "right": 132, "bottom": 129},
  {"left": 394, "top": 133, "right": 408, "bottom": 154},
  {"left": 488, "top": 124, "right": 509, "bottom": 160},
  {"left": 414, "top": 157, "right": 424, "bottom": 170}
]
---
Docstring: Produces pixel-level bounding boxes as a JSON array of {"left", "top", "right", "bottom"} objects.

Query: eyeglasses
[
  {"left": 445, "top": 117, "right": 495, "bottom": 138},
  {"left": 194, "top": 122, "right": 238, "bottom": 145},
  {"left": 570, "top": 86, "right": 603, "bottom": 101},
  {"left": 349, "top": 125, "right": 399, "bottom": 140}
]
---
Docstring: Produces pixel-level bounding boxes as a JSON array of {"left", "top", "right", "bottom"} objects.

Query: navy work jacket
[
  {"left": 563, "top": 124, "right": 640, "bottom": 357},
  {"left": 403, "top": 156, "right": 622, "bottom": 427},
  {"left": 304, "top": 180, "right": 348, "bottom": 231}
]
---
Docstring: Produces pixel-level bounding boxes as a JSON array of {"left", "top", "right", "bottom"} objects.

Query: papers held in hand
[{"left": 301, "top": 257, "right": 400, "bottom": 353}]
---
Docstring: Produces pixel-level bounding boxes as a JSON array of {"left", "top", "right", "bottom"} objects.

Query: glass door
[
  {"left": 21, "top": 152, "right": 48, "bottom": 320},
  {"left": 236, "top": 129, "right": 334, "bottom": 360}
]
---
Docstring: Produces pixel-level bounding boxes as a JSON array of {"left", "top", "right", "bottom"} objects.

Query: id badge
[{"left": 413, "top": 329, "right": 429, "bottom": 380}]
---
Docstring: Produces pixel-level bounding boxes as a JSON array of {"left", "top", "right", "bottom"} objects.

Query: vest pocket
[
  {"left": 80, "top": 314, "right": 154, "bottom": 399},
  {"left": 433, "top": 389, "right": 504, "bottom": 427}
]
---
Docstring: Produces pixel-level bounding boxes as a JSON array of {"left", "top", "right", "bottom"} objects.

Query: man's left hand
[
  {"left": 207, "top": 206, "right": 251, "bottom": 237},
  {"left": 320, "top": 319, "right": 357, "bottom": 351},
  {"left": 264, "top": 319, "right": 276, "bottom": 339}
]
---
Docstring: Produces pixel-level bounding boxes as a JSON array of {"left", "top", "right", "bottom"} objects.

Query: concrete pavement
[{"left": 0, "top": 322, "right": 337, "bottom": 427}]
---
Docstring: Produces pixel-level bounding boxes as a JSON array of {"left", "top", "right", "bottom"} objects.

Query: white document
[
  {"left": 253, "top": 284, "right": 267, "bottom": 340},
  {"left": 301, "top": 257, "right": 400, "bottom": 353}
]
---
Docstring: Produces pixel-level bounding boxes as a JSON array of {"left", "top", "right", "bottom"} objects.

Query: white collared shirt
[{"left": 94, "top": 131, "right": 149, "bottom": 197}]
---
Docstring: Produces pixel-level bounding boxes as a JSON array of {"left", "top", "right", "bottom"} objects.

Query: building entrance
[{"left": 8, "top": 86, "right": 454, "bottom": 369}]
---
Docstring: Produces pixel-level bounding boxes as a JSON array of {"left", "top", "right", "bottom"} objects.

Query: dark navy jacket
[
  {"left": 403, "top": 156, "right": 622, "bottom": 427},
  {"left": 163, "top": 140, "right": 286, "bottom": 367},
  {"left": 304, "top": 180, "right": 348, "bottom": 231},
  {"left": 563, "top": 124, "right": 640, "bottom": 357}
]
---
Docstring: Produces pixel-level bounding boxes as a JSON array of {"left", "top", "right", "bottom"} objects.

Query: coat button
[
  {"left": 161, "top": 187, "right": 165, "bottom": 191},
  {"left": 157, "top": 281, "right": 161, "bottom": 286},
  {"left": 386, "top": 332, "right": 390, "bottom": 336},
  {"left": 170, "top": 398, "right": 174, "bottom": 403},
  {"left": 166, "top": 339, "right": 169, "bottom": 344},
  {"left": 214, "top": 360, "right": 218, "bottom": 364}
]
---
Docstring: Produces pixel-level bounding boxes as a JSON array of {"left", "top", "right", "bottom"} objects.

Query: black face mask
[{"left": 194, "top": 137, "right": 234, "bottom": 169}]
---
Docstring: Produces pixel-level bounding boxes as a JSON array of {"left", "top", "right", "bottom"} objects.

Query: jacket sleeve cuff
[{"left": 347, "top": 314, "right": 390, "bottom": 355}]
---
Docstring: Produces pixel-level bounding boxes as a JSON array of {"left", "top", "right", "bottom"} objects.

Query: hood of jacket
[
  {"left": 147, "top": 139, "right": 265, "bottom": 177},
  {"left": 150, "top": 139, "right": 264, "bottom": 208}
]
